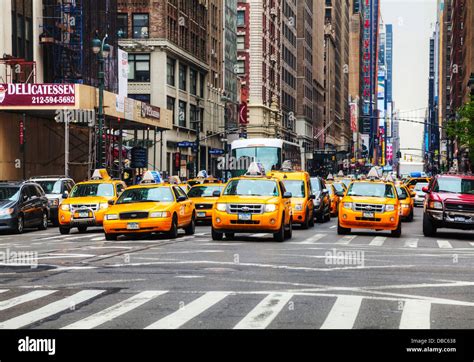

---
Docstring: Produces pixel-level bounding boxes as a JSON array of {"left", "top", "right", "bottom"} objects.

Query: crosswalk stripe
[
  {"left": 299, "top": 234, "right": 325, "bottom": 244},
  {"left": 404, "top": 238, "right": 419, "bottom": 248},
  {"left": 320, "top": 296, "right": 363, "bottom": 329},
  {"left": 369, "top": 236, "right": 386, "bottom": 246},
  {"left": 249, "top": 233, "right": 271, "bottom": 238},
  {"left": 336, "top": 235, "right": 356, "bottom": 245},
  {"left": 145, "top": 292, "right": 230, "bottom": 329},
  {"left": 470, "top": 242, "right": 474, "bottom": 247},
  {"left": 91, "top": 237, "right": 105, "bottom": 241},
  {"left": 0, "top": 290, "right": 8, "bottom": 294},
  {"left": 234, "top": 293, "right": 293, "bottom": 329},
  {"left": 0, "top": 290, "right": 57, "bottom": 311},
  {"left": 0, "top": 290, "right": 105, "bottom": 329},
  {"left": 399, "top": 300, "right": 431, "bottom": 329},
  {"left": 62, "top": 291, "right": 167, "bottom": 329},
  {"left": 437, "top": 240, "right": 453, "bottom": 249}
]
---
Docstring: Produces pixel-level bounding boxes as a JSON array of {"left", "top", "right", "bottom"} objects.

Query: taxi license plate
[
  {"left": 363, "top": 212, "right": 374, "bottom": 218},
  {"left": 197, "top": 212, "right": 206, "bottom": 218},
  {"left": 77, "top": 211, "right": 91, "bottom": 218},
  {"left": 127, "top": 223, "right": 140, "bottom": 230},
  {"left": 238, "top": 213, "right": 252, "bottom": 221}
]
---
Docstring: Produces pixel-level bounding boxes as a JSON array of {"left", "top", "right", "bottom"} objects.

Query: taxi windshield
[
  {"left": 347, "top": 182, "right": 395, "bottom": 199},
  {"left": 223, "top": 179, "right": 279, "bottom": 197},
  {"left": 283, "top": 180, "right": 305, "bottom": 198},
  {"left": 188, "top": 185, "right": 223, "bottom": 198},
  {"left": 434, "top": 177, "right": 474, "bottom": 195},
  {"left": 396, "top": 187, "right": 408, "bottom": 198},
  {"left": 70, "top": 183, "right": 114, "bottom": 198},
  {"left": 333, "top": 183, "right": 345, "bottom": 192},
  {"left": 116, "top": 187, "right": 174, "bottom": 204}
]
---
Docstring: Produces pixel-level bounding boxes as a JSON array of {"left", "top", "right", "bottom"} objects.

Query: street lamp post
[{"left": 91, "top": 33, "right": 111, "bottom": 170}]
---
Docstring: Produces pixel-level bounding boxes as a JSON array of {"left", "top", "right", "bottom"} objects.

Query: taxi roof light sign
[
  {"left": 197, "top": 170, "right": 208, "bottom": 178},
  {"left": 141, "top": 170, "right": 163, "bottom": 184},
  {"left": 367, "top": 167, "right": 382, "bottom": 180},
  {"left": 280, "top": 160, "right": 293, "bottom": 172},
  {"left": 91, "top": 169, "right": 111, "bottom": 180},
  {"left": 245, "top": 162, "right": 266, "bottom": 176}
]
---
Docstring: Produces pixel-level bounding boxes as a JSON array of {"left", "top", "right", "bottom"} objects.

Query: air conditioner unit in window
[
  {"left": 270, "top": 54, "right": 277, "bottom": 63},
  {"left": 270, "top": 7, "right": 277, "bottom": 17}
]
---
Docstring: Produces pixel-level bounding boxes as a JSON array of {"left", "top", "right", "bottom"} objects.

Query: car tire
[
  {"left": 167, "top": 215, "right": 179, "bottom": 239},
  {"left": 407, "top": 209, "right": 414, "bottom": 222},
  {"left": 105, "top": 233, "right": 118, "bottom": 241},
  {"left": 38, "top": 212, "right": 48, "bottom": 230},
  {"left": 225, "top": 233, "right": 235, "bottom": 240},
  {"left": 324, "top": 206, "right": 331, "bottom": 222},
  {"left": 211, "top": 227, "right": 223, "bottom": 241},
  {"left": 308, "top": 211, "right": 315, "bottom": 227},
  {"left": 337, "top": 219, "right": 350, "bottom": 235},
  {"left": 78, "top": 226, "right": 88, "bottom": 233},
  {"left": 59, "top": 227, "right": 70, "bottom": 235},
  {"left": 184, "top": 215, "right": 196, "bottom": 235},
  {"left": 14, "top": 214, "right": 24, "bottom": 234},
  {"left": 273, "top": 215, "right": 285, "bottom": 242},
  {"left": 391, "top": 220, "right": 402, "bottom": 238},
  {"left": 301, "top": 209, "right": 309, "bottom": 229},
  {"left": 284, "top": 219, "right": 293, "bottom": 239},
  {"left": 422, "top": 214, "right": 437, "bottom": 237}
]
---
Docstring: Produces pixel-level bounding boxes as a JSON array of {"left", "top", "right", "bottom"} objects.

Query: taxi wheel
[
  {"left": 284, "top": 219, "right": 293, "bottom": 239},
  {"left": 273, "top": 216, "right": 285, "bottom": 242},
  {"left": 78, "top": 226, "right": 88, "bottom": 233},
  {"left": 309, "top": 212, "right": 315, "bottom": 227},
  {"left": 211, "top": 228, "right": 224, "bottom": 241},
  {"left": 105, "top": 233, "right": 118, "bottom": 241},
  {"left": 391, "top": 221, "right": 402, "bottom": 238},
  {"left": 168, "top": 215, "right": 179, "bottom": 239},
  {"left": 301, "top": 211, "right": 309, "bottom": 230},
  {"left": 184, "top": 215, "right": 196, "bottom": 235},
  {"left": 407, "top": 209, "right": 414, "bottom": 222},
  {"left": 337, "top": 220, "right": 350, "bottom": 235},
  {"left": 59, "top": 227, "right": 70, "bottom": 235}
]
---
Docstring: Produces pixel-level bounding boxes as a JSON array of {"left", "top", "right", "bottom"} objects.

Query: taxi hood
[
  {"left": 216, "top": 195, "right": 282, "bottom": 204},
  {"left": 63, "top": 196, "right": 112, "bottom": 204},
  {"left": 108, "top": 202, "right": 174, "bottom": 213},
  {"left": 343, "top": 196, "right": 394, "bottom": 204}
]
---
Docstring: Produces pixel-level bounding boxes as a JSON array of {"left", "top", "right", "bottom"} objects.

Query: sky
[{"left": 380, "top": 0, "right": 438, "bottom": 159}]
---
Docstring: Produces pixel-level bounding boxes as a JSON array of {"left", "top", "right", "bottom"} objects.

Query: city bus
[{"left": 230, "top": 138, "right": 303, "bottom": 177}]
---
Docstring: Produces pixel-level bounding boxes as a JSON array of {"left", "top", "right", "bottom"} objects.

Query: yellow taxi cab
[
  {"left": 165, "top": 175, "right": 191, "bottom": 194},
  {"left": 338, "top": 168, "right": 402, "bottom": 237},
  {"left": 212, "top": 162, "right": 292, "bottom": 242},
  {"left": 103, "top": 171, "right": 195, "bottom": 240},
  {"left": 187, "top": 170, "right": 221, "bottom": 187},
  {"left": 268, "top": 162, "right": 315, "bottom": 229},
  {"left": 58, "top": 169, "right": 127, "bottom": 234},
  {"left": 396, "top": 184, "right": 415, "bottom": 222},
  {"left": 187, "top": 183, "right": 225, "bottom": 223},
  {"left": 325, "top": 181, "right": 347, "bottom": 216},
  {"left": 404, "top": 177, "right": 431, "bottom": 192}
]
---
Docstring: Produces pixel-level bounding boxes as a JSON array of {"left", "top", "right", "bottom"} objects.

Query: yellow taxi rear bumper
[
  {"left": 59, "top": 209, "right": 107, "bottom": 227},
  {"left": 103, "top": 218, "right": 172, "bottom": 234}
]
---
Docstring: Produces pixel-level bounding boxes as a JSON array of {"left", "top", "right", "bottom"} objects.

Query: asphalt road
[{"left": 0, "top": 207, "right": 473, "bottom": 329}]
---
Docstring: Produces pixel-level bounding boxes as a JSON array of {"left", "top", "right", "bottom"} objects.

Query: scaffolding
[{"left": 0, "top": 56, "right": 37, "bottom": 84}]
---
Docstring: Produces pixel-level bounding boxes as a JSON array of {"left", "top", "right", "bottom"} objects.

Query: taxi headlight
[
  {"left": 402, "top": 204, "right": 410, "bottom": 208},
  {"left": 294, "top": 204, "right": 303, "bottom": 211},
  {"left": 105, "top": 214, "right": 119, "bottom": 220},
  {"left": 60, "top": 204, "right": 70, "bottom": 211},
  {"left": 216, "top": 203, "right": 227, "bottom": 212},
  {"left": 150, "top": 211, "right": 170, "bottom": 218},
  {"left": 265, "top": 204, "right": 277, "bottom": 212},
  {"left": 99, "top": 202, "right": 109, "bottom": 210},
  {"left": 385, "top": 205, "right": 395, "bottom": 212},
  {"left": 343, "top": 202, "right": 353, "bottom": 210},
  {"left": 428, "top": 201, "right": 443, "bottom": 210}
]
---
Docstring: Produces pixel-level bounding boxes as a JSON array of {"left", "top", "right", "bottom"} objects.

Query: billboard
[
  {"left": 350, "top": 103, "right": 358, "bottom": 132},
  {"left": 0, "top": 84, "right": 75, "bottom": 107}
]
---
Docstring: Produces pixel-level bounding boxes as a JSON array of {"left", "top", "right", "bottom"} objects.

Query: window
[
  {"left": 132, "top": 13, "right": 149, "bottom": 39},
  {"left": 117, "top": 13, "right": 128, "bottom": 38},
  {"left": 128, "top": 94, "right": 151, "bottom": 103},
  {"left": 179, "top": 64, "right": 187, "bottom": 91},
  {"left": 167, "top": 58, "right": 176, "bottom": 86},
  {"left": 128, "top": 54, "right": 150, "bottom": 82},
  {"left": 190, "top": 68, "right": 197, "bottom": 95},
  {"left": 178, "top": 100, "right": 187, "bottom": 128},
  {"left": 237, "top": 35, "right": 245, "bottom": 50},
  {"left": 167, "top": 96, "right": 176, "bottom": 124},
  {"left": 199, "top": 73, "right": 205, "bottom": 97},
  {"left": 116, "top": 184, "right": 125, "bottom": 195},
  {"left": 236, "top": 60, "right": 245, "bottom": 74},
  {"left": 190, "top": 104, "right": 197, "bottom": 130},
  {"left": 237, "top": 10, "right": 245, "bottom": 26}
]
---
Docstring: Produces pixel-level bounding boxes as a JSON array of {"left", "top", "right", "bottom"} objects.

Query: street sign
[
  {"left": 131, "top": 146, "right": 148, "bottom": 168},
  {"left": 209, "top": 148, "right": 224, "bottom": 155},
  {"left": 177, "top": 141, "right": 196, "bottom": 148}
]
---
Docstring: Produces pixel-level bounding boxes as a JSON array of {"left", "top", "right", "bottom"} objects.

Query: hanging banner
[{"left": 0, "top": 84, "right": 75, "bottom": 107}]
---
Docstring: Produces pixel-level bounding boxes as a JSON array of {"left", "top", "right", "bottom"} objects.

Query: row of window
[
  {"left": 166, "top": 58, "right": 205, "bottom": 96},
  {"left": 117, "top": 13, "right": 149, "bottom": 39},
  {"left": 167, "top": 96, "right": 204, "bottom": 130}
]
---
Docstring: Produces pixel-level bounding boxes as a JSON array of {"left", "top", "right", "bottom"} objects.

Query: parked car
[
  {"left": 422, "top": 174, "right": 474, "bottom": 236},
  {"left": 310, "top": 177, "right": 331, "bottom": 222},
  {"left": 0, "top": 181, "right": 49, "bottom": 234},
  {"left": 29, "top": 176, "right": 75, "bottom": 226}
]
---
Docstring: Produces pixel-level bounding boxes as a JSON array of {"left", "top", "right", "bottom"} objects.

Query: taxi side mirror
[
  {"left": 283, "top": 192, "right": 292, "bottom": 199},
  {"left": 212, "top": 190, "right": 221, "bottom": 197},
  {"left": 399, "top": 195, "right": 407, "bottom": 200},
  {"left": 108, "top": 199, "right": 115, "bottom": 206},
  {"left": 309, "top": 194, "right": 316, "bottom": 200},
  {"left": 177, "top": 196, "right": 187, "bottom": 202},
  {"left": 421, "top": 186, "right": 429, "bottom": 193},
  {"left": 62, "top": 192, "right": 68, "bottom": 199}
]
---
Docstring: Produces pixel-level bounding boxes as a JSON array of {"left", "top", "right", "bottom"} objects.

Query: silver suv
[{"left": 29, "top": 176, "right": 75, "bottom": 226}]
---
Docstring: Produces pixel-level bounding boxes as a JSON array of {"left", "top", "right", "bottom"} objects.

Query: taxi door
[{"left": 173, "top": 186, "right": 193, "bottom": 226}]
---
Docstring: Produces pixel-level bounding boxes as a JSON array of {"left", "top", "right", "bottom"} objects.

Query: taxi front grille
[
  {"left": 354, "top": 203, "right": 384, "bottom": 213},
  {"left": 195, "top": 203, "right": 213, "bottom": 210},
  {"left": 119, "top": 212, "right": 149, "bottom": 220},
  {"left": 356, "top": 217, "right": 382, "bottom": 222},
  {"left": 230, "top": 220, "right": 260, "bottom": 225},
  {"left": 228, "top": 204, "right": 263, "bottom": 214},
  {"left": 71, "top": 204, "right": 98, "bottom": 211}
]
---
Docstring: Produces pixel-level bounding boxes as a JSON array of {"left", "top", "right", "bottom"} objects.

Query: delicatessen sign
[{"left": 0, "top": 84, "right": 76, "bottom": 106}]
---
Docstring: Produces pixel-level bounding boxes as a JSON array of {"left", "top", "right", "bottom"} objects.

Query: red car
[{"left": 422, "top": 174, "right": 474, "bottom": 236}]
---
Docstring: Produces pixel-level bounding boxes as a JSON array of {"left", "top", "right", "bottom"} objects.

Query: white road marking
[
  {"left": 91, "top": 237, "right": 105, "bottom": 241},
  {"left": 470, "top": 242, "right": 474, "bottom": 247},
  {"left": 0, "top": 290, "right": 105, "bottom": 329},
  {"left": 404, "top": 238, "right": 419, "bottom": 248},
  {"left": 145, "top": 292, "right": 230, "bottom": 329},
  {"left": 298, "top": 234, "right": 326, "bottom": 244},
  {"left": 249, "top": 233, "right": 271, "bottom": 238},
  {"left": 369, "top": 236, "right": 386, "bottom": 246},
  {"left": 62, "top": 291, "right": 167, "bottom": 329},
  {"left": 399, "top": 300, "right": 431, "bottom": 329},
  {"left": 336, "top": 235, "right": 356, "bottom": 245},
  {"left": 0, "top": 290, "right": 57, "bottom": 311},
  {"left": 330, "top": 225, "right": 337, "bottom": 229},
  {"left": 320, "top": 296, "right": 363, "bottom": 329},
  {"left": 234, "top": 293, "right": 293, "bottom": 329},
  {"left": 437, "top": 240, "right": 453, "bottom": 249},
  {"left": 0, "top": 290, "right": 8, "bottom": 293}
]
